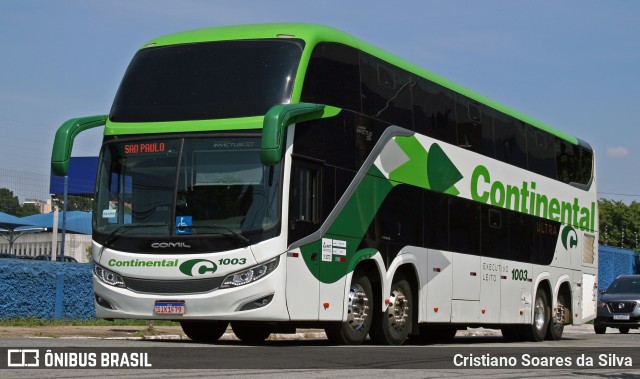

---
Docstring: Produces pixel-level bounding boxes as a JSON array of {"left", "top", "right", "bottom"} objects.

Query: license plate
[
  {"left": 613, "top": 314, "right": 630, "bottom": 320},
  {"left": 154, "top": 301, "right": 185, "bottom": 315}
]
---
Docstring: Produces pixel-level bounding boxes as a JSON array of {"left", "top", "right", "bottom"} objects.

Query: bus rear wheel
[
  {"left": 523, "top": 291, "right": 550, "bottom": 342},
  {"left": 325, "top": 272, "right": 373, "bottom": 345},
  {"left": 370, "top": 276, "right": 413, "bottom": 345},
  {"left": 546, "top": 293, "right": 567, "bottom": 340},
  {"left": 181, "top": 320, "right": 228, "bottom": 343},
  {"left": 231, "top": 322, "right": 273, "bottom": 344}
]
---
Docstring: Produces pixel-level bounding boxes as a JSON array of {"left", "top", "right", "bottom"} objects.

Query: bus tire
[
  {"left": 501, "top": 325, "right": 524, "bottom": 342},
  {"left": 181, "top": 320, "right": 228, "bottom": 343},
  {"left": 523, "top": 290, "right": 550, "bottom": 342},
  {"left": 546, "top": 293, "right": 567, "bottom": 340},
  {"left": 231, "top": 322, "right": 272, "bottom": 344},
  {"left": 325, "top": 272, "right": 373, "bottom": 345},
  {"left": 370, "top": 276, "right": 413, "bottom": 345}
]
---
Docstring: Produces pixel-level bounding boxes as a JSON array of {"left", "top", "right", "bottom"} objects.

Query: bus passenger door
[{"left": 285, "top": 158, "right": 321, "bottom": 320}]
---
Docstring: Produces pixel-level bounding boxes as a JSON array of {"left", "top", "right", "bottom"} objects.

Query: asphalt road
[{"left": 1, "top": 326, "right": 640, "bottom": 378}]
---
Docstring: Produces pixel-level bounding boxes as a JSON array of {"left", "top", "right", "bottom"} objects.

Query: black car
[
  {"left": 595, "top": 275, "right": 640, "bottom": 334},
  {"left": 33, "top": 255, "right": 78, "bottom": 263},
  {"left": 0, "top": 253, "right": 16, "bottom": 259}
]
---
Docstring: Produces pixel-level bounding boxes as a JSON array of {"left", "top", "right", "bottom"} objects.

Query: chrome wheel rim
[
  {"left": 346, "top": 283, "right": 369, "bottom": 332},
  {"left": 387, "top": 288, "right": 410, "bottom": 333},
  {"left": 534, "top": 296, "right": 546, "bottom": 331}
]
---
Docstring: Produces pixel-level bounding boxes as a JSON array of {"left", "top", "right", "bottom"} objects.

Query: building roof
[{"left": 19, "top": 211, "right": 91, "bottom": 235}]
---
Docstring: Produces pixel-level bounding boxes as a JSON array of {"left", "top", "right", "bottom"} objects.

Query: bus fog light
[{"left": 220, "top": 257, "right": 279, "bottom": 289}]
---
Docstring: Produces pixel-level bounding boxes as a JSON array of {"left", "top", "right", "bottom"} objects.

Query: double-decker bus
[{"left": 51, "top": 23, "right": 597, "bottom": 345}]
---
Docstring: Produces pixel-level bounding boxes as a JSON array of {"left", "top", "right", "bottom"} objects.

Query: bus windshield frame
[{"left": 93, "top": 133, "right": 283, "bottom": 253}]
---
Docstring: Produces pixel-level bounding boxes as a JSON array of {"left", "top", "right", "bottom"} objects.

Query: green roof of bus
[{"left": 145, "top": 23, "right": 578, "bottom": 145}]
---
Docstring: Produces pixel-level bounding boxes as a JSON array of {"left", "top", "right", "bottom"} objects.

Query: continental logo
[
  {"left": 105, "top": 258, "right": 222, "bottom": 277},
  {"left": 179, "top": 259, "right": 217, "bottom": 277},
  {"left": 471, "top": 165, "right": 596, "bottom": 232},
  {"left": 561, "top": 226, "right": 579, "bottom": 250},
  {"left": 108, "top": 259, "right": 178, "bottom": 267}
]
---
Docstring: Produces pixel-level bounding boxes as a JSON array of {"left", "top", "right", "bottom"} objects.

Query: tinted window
[
  {"left": 292, "top": 112, "right": 357, "bottom": 170},
  {"left": 509, "top": 212, "right": 533, "bottom": 262},
  {"left": 360, "top": 54, "right": 413, "bottom": 127},
  {"left": 110, "top": 39, "right": 304, "bottom": 122},
  {"left": 449, "top": 196, "right": 481, "bottom": 254},
  {"left": 555, "top": 138, "right": 580, "bottom": 184},
  {"left": 288, "top": 158, "right": 323, "bottom": 243},
  {"left": 413, "top": 79, "right": 457, "bottom": 144},
  {"left": 292, "top": 111, "right": 387, "bottom": 171},
  {"left": 482, "top": 207, "right": 509, "bottom": 259},
  {"left": 531, "top": 219, "right": 559, "bottom": 265},
  {"left": 455, "top": 96, "right": 484, "bottom": 154},
  {"left": 527, "top": 126, "right": 556, "bottom": 178},
  {"left": 607, "top": 277, "right": 640, "bottom": 294},
  {"left": 424, "top": 190, "right": 449, "bottom": 250},
  {"left": 577, "top": 147, "right": 593, "bottom": 185},
  {"left": 494, "top": 114, "right": 528, "bottom": 169},
  {"left": 371, "top": 185, "right": 422, "bottom": 247},
  {"left": 301, "top": 42, "right": 361, "bottom": 112}
]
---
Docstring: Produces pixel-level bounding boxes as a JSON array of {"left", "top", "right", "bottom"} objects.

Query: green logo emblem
[
  {"left": 561, "top": 226, "right": 578, "bottom": 250},
  {"left": 179, "top": 259, "right": 217, "bottom": 277}
]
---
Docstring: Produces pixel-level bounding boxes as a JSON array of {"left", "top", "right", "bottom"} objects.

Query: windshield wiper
[
  {"left": 194, "top": 224, "right": 250, "bottom": 245},
  {"left": 102, "top": 222, "right": 169, "bottom": 248}
]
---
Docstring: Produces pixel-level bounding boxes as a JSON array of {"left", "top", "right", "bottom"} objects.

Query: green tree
[
  {"left": 17, "top": 203, "right": 41, "bottom": 217},
  {"left": 51, "top": 194, "right": 93, "bottom": 212},
  {"left": 0, "top": 188, "right": 21, "bottom": 215},
  {"left": 599, "top": 199, "right": 640, "bottom": 252}
]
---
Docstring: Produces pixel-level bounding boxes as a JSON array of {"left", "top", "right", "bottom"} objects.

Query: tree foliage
[
  {"left": 0, "top": 188, "right": 41, "bottom": 217},
  {"left": 51, "top": 194, "right": 93, "bottom": 212},
  {"left": 599, "top": 199, "right": 640, "bottom": 252}
]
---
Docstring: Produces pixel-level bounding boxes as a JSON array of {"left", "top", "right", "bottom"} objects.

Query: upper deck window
[{"left": 110, "top": 39, "right": 304, "bottom": 122}]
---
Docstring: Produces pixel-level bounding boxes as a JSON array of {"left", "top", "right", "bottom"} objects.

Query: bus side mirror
[
  {"left": 51, "top": 115, "right": 107, "bottom": 176},
  {"left": 261, "top": 103, "right": 325, "bottom": 165}
]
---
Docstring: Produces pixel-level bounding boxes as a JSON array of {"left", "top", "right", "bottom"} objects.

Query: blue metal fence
[
  {"left": 0, "top": 245, "right": 638, "bottom": 320},
  {"left": 598, "top": 245, "right": 640, "bottom": 291}
]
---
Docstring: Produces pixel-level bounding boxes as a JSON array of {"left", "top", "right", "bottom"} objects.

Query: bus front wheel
[
  {"left": 181, "top": 320, "right": 228, "bottom": 343},
  {"left": 325, "top": 272, "right": 373, "bottom": 345},
  {"left": 231, "top": 322, "right": 272, "bottom": 344}
]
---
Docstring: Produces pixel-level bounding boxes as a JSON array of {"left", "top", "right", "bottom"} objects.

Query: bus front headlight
[
  {"left": 94, "top": 264, "right": 125, "bottom": 288},
  {"left": 220, "top": 257, "right": 279, "bottom": 289}
]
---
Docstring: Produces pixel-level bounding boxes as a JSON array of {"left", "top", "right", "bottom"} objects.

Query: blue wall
[
  {"left": 598, "top": 245, "right": 640, "bottom": 291},
  {"left": 0, "top": 259, "right": 95, "bottom": 320},
  {"left": 0, "top": 245, "right": 637, "bottom": 320}
]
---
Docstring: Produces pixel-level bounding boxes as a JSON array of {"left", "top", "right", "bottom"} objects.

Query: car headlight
[
  {"left": 220, "top": 257, "right": 279, "bottom": 289},
  {"left": 93, "top": 264, "right": 125, "bottom": 288}
]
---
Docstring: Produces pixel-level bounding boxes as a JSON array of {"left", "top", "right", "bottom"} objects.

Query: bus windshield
[
  {"left": 109, "top": 39, "right": 304, "bottom": 122},
  {"left": 94, "top": 135, "right": 282, "bottom": 245}
]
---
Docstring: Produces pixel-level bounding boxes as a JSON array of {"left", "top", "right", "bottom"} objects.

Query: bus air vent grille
[{"left": 122, "top": 276, "right": 223, "bottom": 294}]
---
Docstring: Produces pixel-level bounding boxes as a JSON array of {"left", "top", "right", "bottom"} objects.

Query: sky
[{"left": 0, "top": 0, "right": 638, "bottom": 203}]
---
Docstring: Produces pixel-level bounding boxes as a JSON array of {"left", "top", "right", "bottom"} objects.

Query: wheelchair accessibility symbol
[{"left": 176, "top": 216, "right": 192, "bottom": 235}]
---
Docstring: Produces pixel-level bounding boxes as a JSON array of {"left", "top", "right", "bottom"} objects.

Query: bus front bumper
[{"left": 93, "top": 256, "right": 289, "bottom": 321}]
